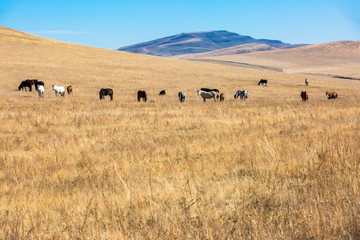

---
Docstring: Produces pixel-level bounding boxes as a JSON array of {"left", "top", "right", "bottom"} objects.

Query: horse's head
[{"left": 197, "top": 90, "right": 200, "bottom": 95}]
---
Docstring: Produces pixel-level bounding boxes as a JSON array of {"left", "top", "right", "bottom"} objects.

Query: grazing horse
[
  {"left": 258, "top": 79, "right": 268, "bottom": 86},
  {"left": 178, "top": 91, "right": 186, "bottom": 103},
  {"left": 137, "top": 90, "right": 147, "bottom": 102},
  {"left": 305, "top": 78, "right": 309, "bottom": 86},
  {"left": 201, "top": 88, "right": 220, "bottom": 100},
  {"left": 234, "top": 90, "right": 248, "bottom": 99},
  {"left": 301, "top": 91, "right": 308, "bottom": 101},
  {"left": 37, "top": 85, "right": 44, "bottom": 98},
  {"left": 99, "top": 88, "right": 113, "bottom": 100},
  {"left": 52, "top": 84, "right": 65, "bottom": 97},
  {"left": 220, "top": 93, "right": 225, "bottom": 101},
  {"left": 18, "top": 81, "right": 32, "bottom": 91},
  {"left": 197, "top": 89, "right": 218, "bottom": 102},
  {"left": 159, "top": 90, "right": 166, "bottom": 95},
  {"left": 67, "top": 85, "right": 73, "bottom": 95},
  {"left": 326, "top": 91, "right": 338, "bottom": 99},
  {"left": 34, "top": 81, "right": 44, "bottom": 91}
]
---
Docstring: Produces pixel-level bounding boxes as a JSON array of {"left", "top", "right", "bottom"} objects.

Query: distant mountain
[{"left": 118, "top": 30, "right": 298, "bottom": 57}]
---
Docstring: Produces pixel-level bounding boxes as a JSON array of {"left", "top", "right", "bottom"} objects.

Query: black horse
[
  {"left": 258, "top": 79, "right": 268, "bottom": 86},
  {"left": 18, "top": 81, "right": 32, "bottom": 91},
  {"left": 159, "top": 90, "right": 166, "bottom": 95},
  {"left": 200, "top": 88, "right": 219, "bottom": 93},
  {"left": 34, "top": 81, "right": 44, "bottom": 91},
  {"left": 99, "top": 88, "right": 113, "bottom": 100},
  {"left": 137, "top": 90, "right": 147, "bottom": 102}
]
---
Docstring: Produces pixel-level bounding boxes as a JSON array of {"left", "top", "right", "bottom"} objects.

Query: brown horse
[
  {"left": 220, "top": 93, "right": 225, "bottom": 101},
  {"left": 67, "top": 85, "right": 73, "bottom": 95},
  {"left": 326, "top": 92, "right": 338, "bottom": 99}
]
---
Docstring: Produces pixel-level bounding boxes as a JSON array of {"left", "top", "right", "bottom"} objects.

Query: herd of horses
[
  {"left": 299, "top": 77, "right": 337, "bottom": 101},
  {"left": 18, "top": 78, "right": 338, "bottom": 102},
  {"left": 18, "top": 79, "right": 72, "bottom": 98}
]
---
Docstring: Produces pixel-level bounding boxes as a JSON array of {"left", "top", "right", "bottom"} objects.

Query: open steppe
[
  {"left": 1, "top": 26, "right": 360, "bottom": 239},
  {"left": 180, "top": 41, "right": 360, "bottom": 79}
]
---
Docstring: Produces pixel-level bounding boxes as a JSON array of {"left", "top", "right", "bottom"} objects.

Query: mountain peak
[{"left": 118, "top": 30, "right": 291, "bottom": 57}]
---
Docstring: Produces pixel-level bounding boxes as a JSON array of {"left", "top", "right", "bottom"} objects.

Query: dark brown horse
[
  {"left": 25, "top": 79, "right": 38, "bottom": 85},
  {"left": 301, "top": 91, "right": 308, "bottom": 101},
  {"left": 99, "top": 88, "right": 113, "bottom": 100},
  {"left": 258, "top": 79, "right": 268, "bottom": 86},
  {"left": 18, "top": 81, "right": 32, "bottom": 91},
  {"left": 137, "top": 90, "right": 147, "bottom": 102}
]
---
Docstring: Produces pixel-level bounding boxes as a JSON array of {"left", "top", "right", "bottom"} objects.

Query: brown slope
[{"left": 188, "top": 41, "right": 360, "bottom": 79}]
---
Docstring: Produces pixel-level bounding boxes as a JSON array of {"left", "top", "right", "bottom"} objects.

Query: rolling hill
[
  {"left": 184, "top": 40, "right": 360, "bottom": 79},
  {"left": 117, "top": 30, "right": 296, "bottom": 57}
]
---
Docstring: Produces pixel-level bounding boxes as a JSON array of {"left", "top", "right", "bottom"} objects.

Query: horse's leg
[
  {"left": 203, "top": 98, "right": 206, "bottom": 102},
  {"left": 110, "top": 94, "right": 113, "bottom": 101}
]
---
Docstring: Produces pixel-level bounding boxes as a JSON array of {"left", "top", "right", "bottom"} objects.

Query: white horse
[
  {"left": 37, "top": 85, "right": 44, "bottom": 98},
  {"left": 52, "top": 84, "right": 65, "bottom": 97},
  {"left": 234, "top": 90, "right": 248, "bottom": 99},
  {"left": 197, "top": 89, "right": 218, "bottom": 102}
]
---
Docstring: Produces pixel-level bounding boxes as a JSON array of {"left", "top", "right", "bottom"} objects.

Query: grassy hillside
[
  {"left": 1, "top": 26, "right": 360, "bottom": 239},
  {"left": 185, "top": 41, "right": 360, "bottom": 79}
]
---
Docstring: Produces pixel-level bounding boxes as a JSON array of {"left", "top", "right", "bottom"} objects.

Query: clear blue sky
[{"left": 1, "top": 0, "right": 359, "bottom": 49}]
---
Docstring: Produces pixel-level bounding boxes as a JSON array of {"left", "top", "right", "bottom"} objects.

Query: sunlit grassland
[
  {"left": 1, "top": 26, "right": 360, "bottom": 238},
  {"left": 1, "top": 82, "right": 360, "bottom": 239}
]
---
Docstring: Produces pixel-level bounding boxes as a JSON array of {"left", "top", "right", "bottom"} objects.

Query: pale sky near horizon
[{"left": 1, "top": 0, "right": 359, "bottom": 49}]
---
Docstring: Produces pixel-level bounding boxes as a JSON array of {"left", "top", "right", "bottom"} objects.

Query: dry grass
[{"left": 1, "top": 26, "right": 360, "bottom": 239}]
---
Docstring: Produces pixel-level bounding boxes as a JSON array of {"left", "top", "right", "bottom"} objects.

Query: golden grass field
[{"left": 1, "top": 26, "right": 360, "bottom": 239}]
